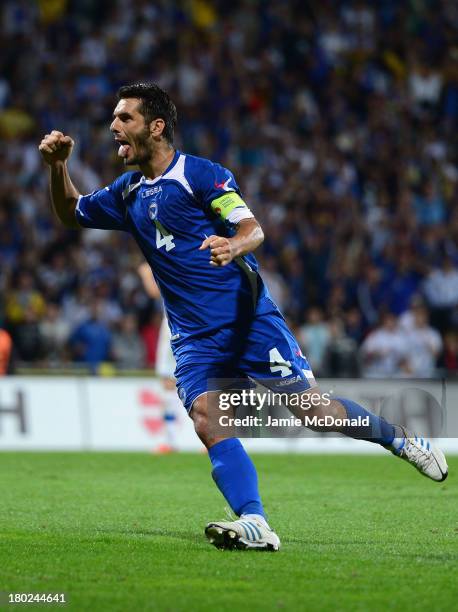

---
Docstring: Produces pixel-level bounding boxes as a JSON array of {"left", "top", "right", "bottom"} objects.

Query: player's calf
[
  {"left": 291, "top": 391, "right": 401, "bottom": 445},
  {"left": 290, "top": 391, "right": 448, "bottom": 482},
  {"left": 191, "top": 393, "right": 268, "bottom": 537}
]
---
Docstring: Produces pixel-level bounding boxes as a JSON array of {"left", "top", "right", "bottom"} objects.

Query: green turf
[{"left": 1, "top": 452, "right": 457, "bottom": 611}]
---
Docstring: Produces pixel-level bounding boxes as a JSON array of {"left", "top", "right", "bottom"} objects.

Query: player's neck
[{"left": 140, "top": 145, "right": 176, "bottom": 180}]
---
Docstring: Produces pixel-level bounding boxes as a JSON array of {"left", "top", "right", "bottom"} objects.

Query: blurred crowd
[{"left": 0, "top": 0, "right": 457, "bottom": 378}]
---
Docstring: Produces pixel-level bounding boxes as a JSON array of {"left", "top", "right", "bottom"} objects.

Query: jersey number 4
[
  {"left": 269, "top": 347, "right": 292, "bottom": 377},
  {"left": 155, "top": 221, "right": 175, "bottom": 252}
]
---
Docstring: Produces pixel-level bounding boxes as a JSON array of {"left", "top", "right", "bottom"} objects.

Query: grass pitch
[{"left": 1, "top": 452, "right": 457, "bottom": 611}]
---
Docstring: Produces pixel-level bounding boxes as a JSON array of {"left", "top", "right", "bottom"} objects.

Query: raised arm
[
  {"left": 38, "top": 130, "right": 80, "bottom": 229},
  {"left": 199, "top": 218, "right": 264, "bottom": 266}
]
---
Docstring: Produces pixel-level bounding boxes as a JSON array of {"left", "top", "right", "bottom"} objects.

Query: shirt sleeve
[
  {"left": 428, "top": 329, "right": 443, "bottom": 354},
  {"left": 75, "top": 174, "right": 129, "bottom": 231},
  {"left": 193, "top": 159, "right": 254, "bottom": 224}
]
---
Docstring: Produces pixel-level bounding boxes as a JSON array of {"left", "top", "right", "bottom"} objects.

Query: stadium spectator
[
  {"left": 343, "top": 308, "right": 365, "bottom": 345},
  {"left": 62, "top": 285, "right": 93, "bottom": 330},
  {"left": 39, "top": 302, "right": 71, "bottom": 365},
  {"left": 412, "top": 181, "right": 447, "bottom": 227},
  {"left": 297, "top": 307, "right": 330, "bottom": 376},
  {"left": 69, "top": 300, "right": 113, "bottom": 373},
  {"left": 0, "top": 327, "right": 12, "bottom": 375},
  {"left": 5, "top": 270, "right": 46, "bottom": 327},
  {"left": 90, "top": 279, "right": 123, "bottom": 327},
  {"left": 440, "top": 332, "right": 458, "bottom": 375},
  {"left": 385, "top": 252, "right": 422, "bottom": 316},
  {"left": 423, "top": 258, "right": 458, "bottom": 333},
  {"left": 323, "top": 316, "right": 359, "bottom": 378},
  {"left": 112, "top": 313, "right": 146, "bottom": 370},
  {"left": 399, "top": 295, "right": 426, "bottom": 331},
  {"left": 360, "top": 313, "right": 410, "bottom": 379},
  {"left": 403, "top": 306, "right": 442, "bottom": 378},
  {"left": 12, "top": 305, "right": 46, "bottom": 363},
  {"left": 356, "top": 265, "right": 386, "bottom": 327}
]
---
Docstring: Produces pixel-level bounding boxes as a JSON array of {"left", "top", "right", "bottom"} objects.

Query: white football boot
[
  {"left": 205, "top": 514, "right": 281, "bottom": 551},
  {"left": 391, "top": 428, "right": 448, "bottom": 482}
]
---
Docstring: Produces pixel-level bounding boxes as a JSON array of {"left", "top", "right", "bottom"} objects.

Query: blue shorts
[{"left": 173, "top": 296, "right": 316, "bottom": 412}]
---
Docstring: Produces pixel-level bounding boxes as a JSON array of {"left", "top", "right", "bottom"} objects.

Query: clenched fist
[
  {"left": 199, "top": 235, "right": 235, "bottom": 266},
  {"left": 38, "top": 130, "right": 74, "bottom": 165}
]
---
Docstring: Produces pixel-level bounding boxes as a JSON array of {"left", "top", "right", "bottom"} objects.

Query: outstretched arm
[
  {"left": 137, "top": 262, "right": 161, "bottom": 299},
  {"left": 199, "top": 218, "right": 264, "bottom": 266},
  {"left": 38, "top": 130, "right": 80, "bottom": 229}
]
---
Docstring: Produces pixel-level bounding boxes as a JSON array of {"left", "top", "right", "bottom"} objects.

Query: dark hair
[{"left": 117, "top": 83, "right": 177, "bottom": 144}]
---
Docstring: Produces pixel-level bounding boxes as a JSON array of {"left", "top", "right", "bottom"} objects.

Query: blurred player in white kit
[{"left": 138, "top": 262, "right": 179, "bottom": 452}]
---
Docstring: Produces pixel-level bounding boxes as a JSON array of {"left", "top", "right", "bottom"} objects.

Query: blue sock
[
  {"left": 336, "top": 397, "right": 397, "bottom": 446},
  {"left": 208, "top": 438, "right": 265, "bottom": 518}
]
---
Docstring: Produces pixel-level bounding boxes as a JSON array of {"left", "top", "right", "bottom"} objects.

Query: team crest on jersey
[{"left": 148, "top": 201, "right": 158, "bottom": 220}]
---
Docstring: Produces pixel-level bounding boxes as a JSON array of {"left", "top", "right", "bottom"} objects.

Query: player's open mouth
[{"left": 116, "top": 139, "right": 131, "bottom": 158}]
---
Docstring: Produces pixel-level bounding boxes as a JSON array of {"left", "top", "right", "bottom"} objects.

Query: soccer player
[
  {"left": 39, "top": 83, "right": 448, "bottom": 552},
  {"left": 137, "top": 261, "right": 179, "bottom": 452}
]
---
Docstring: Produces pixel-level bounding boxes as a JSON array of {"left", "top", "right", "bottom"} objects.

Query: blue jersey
[{"left": 76, "top": 151, "right": 267, "bottom": 341}]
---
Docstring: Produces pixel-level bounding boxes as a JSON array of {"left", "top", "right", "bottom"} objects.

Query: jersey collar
[{"left": 141, "top": 149, "right": 180, "bottom": 185}]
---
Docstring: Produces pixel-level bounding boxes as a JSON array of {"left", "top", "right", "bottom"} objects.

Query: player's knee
[
  {"left": 303, "top": 396, "right": 347, "bottom": 424},
  {"left": 190, "top": 395, "right": 213, "bottom": 446},
  {"left": 327, "top": 398, "right": 347, "bottom": 420}
]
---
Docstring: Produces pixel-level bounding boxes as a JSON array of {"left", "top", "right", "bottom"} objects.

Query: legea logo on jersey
[
  {"left": 142, "top": 185, "right": 162, "bottom": 198},
  {"left": 148, "top": 201, "right": 158, "bottom": 220}
]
